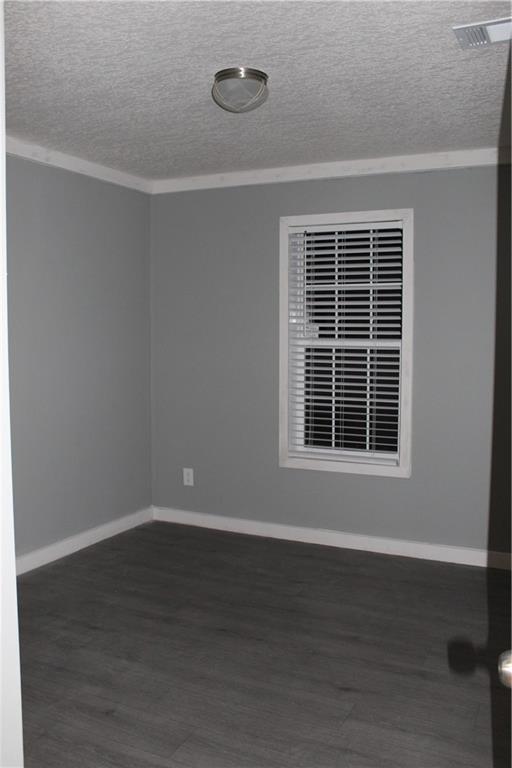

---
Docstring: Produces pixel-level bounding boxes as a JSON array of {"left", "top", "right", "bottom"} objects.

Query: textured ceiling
[{"left": 5, "top": 0, "right": 511, "bottom": 180}]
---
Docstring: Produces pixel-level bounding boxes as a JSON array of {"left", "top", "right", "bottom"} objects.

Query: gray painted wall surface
[
  {"left": 151, "top": 167, "right": 500, "bottom": 551},
  {"left": 7, "top": 156, "right": 151, "bottom": 555},
  {"left": 7, "top": 159, "right": 504, "bottom": 556}
]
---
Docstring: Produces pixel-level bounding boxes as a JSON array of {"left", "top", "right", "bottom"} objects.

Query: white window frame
[{"left": 279, "top": 208, "right": 413, "bottom": 478}]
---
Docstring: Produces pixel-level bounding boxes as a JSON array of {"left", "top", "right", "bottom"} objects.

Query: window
[{"left": 279, "top": 209, "right": 413, "bottom": 477}]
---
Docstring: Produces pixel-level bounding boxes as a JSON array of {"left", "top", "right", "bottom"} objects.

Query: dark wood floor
[{"left": 18, "top": 522, "right": 510, "bottom": 767}]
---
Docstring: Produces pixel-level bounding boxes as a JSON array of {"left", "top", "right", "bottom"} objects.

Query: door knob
[{"left": 498, "top": 651, "right": 512, "bottom": 687}]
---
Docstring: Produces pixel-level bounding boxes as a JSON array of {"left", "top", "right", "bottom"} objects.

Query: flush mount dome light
[{"left": 212, "top": 67, "right": 268, "bottom": 113}]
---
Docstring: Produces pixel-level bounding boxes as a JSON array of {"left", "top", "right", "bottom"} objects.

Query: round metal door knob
[{"left": 498, "top": 650, "right": 512, "bottom": 687}]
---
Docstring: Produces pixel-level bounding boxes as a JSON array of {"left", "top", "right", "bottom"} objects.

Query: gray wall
[
  {"left": 7, "top": 156, "right": 151, "bottom": 555},
  {"left": 151, "top": 167, "right": 500, "bottom": 551},
  {"left": 7, "top": 159, "right": 504, "bottom": 556}
]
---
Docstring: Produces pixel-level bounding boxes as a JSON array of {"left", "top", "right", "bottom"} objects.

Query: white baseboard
[
  {"left": 152, "top": 506, "right": 511, "bottom": 570},
  {"left": 16, "top": 507, "right": 153, "bottom": 575},
  {"left": 16, "top": 505, "right": 510, "bottom": 574}
]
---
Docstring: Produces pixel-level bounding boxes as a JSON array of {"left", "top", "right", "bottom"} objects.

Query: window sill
[{"left": 280, "top": 456, "right": 411, "bottom": 478}]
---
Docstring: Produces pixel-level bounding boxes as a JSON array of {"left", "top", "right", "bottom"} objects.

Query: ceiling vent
[{"left": 453, "top": 17, "right": 512, "bottom": 48}]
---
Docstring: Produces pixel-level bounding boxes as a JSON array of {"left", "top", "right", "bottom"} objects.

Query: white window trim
[{"left": 279, "top": 208, "right": 413, "bottom": 478}]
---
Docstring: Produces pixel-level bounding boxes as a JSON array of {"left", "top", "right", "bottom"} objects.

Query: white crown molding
[
  {"left": 149, "top": 147, "right": 501, "bottom": 194},
  {"left": 6, "top": 136, "right": 152, "bottom": 194},
  {"left": 6, "top": 136, "right": 503, "bottom": 195},
  {"left": 152, "top": 506, "right": 511, "bottom": 570},
  {"left": 16, "top": 507, "right": 153, "bottom": 575}
]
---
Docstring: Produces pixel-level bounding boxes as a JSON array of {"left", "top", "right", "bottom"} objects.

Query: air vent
[{"left": 453, "top": 17, "right": 512, "bottom": 49}]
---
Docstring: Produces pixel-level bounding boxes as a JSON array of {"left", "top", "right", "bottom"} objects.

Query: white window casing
[{"left": 279, "top": 209, "right": 413, "bottom": 477}]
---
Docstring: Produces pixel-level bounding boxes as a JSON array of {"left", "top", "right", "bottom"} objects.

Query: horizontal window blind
[{"left": 287, "top": 222, "right": 404, "bottom": 463}]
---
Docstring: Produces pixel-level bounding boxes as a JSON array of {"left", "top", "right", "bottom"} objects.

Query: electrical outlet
[{"left": 183, "top": 467, "right": 194, "bottom": 486}]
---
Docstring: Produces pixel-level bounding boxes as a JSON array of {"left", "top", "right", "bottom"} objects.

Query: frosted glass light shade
[{"left": 212, "top": 68, "right": 268, "bottom": 113}]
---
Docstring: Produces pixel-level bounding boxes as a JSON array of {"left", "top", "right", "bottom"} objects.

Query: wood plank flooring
[{"left": 18, "top": 522, "right": 510, "bottom": 767}]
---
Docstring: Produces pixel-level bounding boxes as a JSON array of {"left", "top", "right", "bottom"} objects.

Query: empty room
[{"left": 1, "top": 1, "right": 511, "bottom": 767}]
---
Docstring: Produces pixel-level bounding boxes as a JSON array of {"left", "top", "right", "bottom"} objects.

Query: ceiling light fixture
[{"left": 212, "top": 67, "right": 268, "bottom": 113}]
